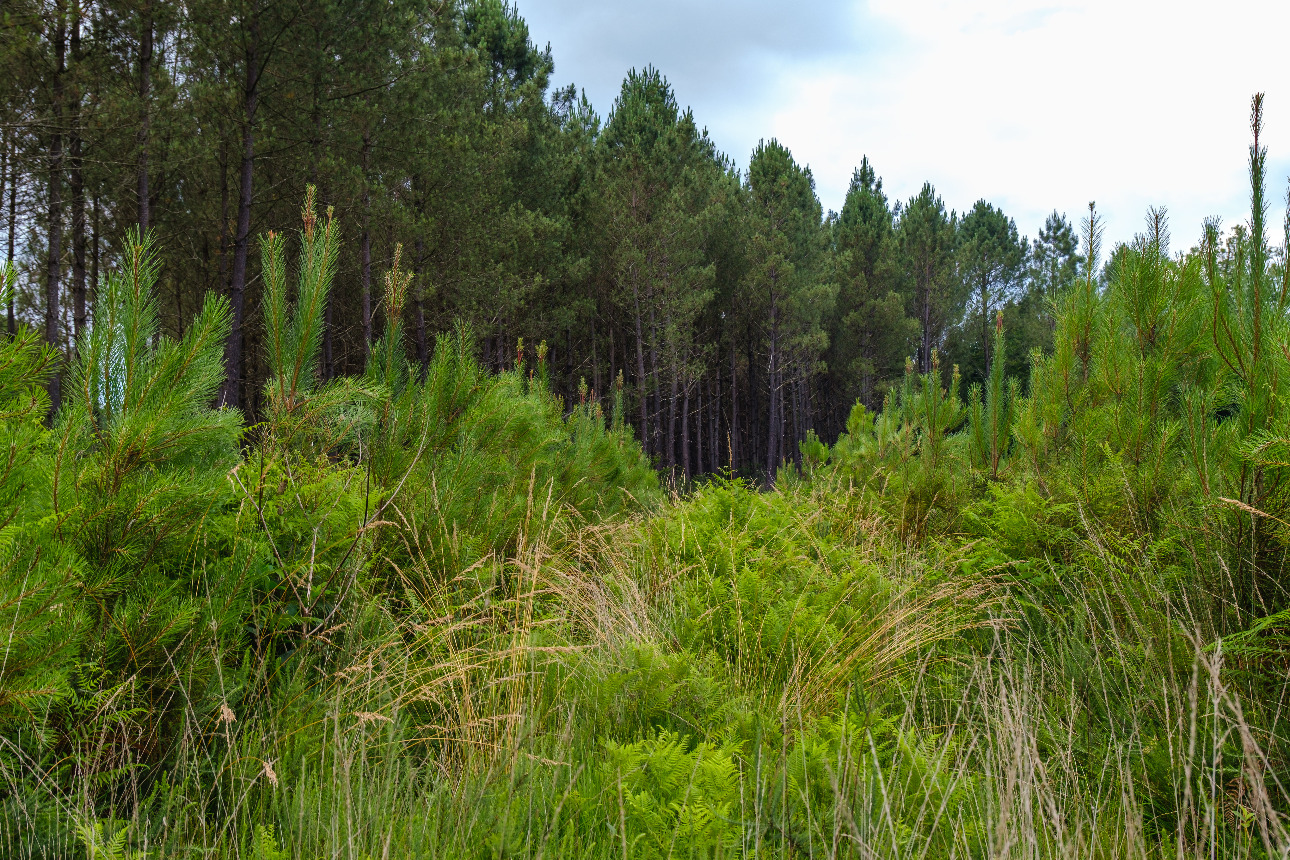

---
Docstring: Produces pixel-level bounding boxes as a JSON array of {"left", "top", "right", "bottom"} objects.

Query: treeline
[{"left": 2, "top": 0, "right": 1082, "bottom": 479}]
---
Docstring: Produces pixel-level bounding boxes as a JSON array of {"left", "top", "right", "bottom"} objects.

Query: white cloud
[{"left": 521, "top": 0, "right": 1290, "bottom": 251}]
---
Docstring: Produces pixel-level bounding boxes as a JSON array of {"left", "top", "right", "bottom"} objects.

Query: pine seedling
[
  {"left": 367, "top": 242, "right": 412, "bottom": 398},
  {"left": 72, "top": 228, "right": 235, "bottom": 440},
  {"left": 263, "top": 185, "right": 339, "bottom": 413},
  {"left": 973, "top": 313, "right": 1015, "bottom": 479}
]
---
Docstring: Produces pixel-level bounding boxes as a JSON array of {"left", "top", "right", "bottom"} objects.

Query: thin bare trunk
[
  {"left": 710, "top": 373, "right": 720, "bottom": 473},
  {"left": 766, "top": 284, "right": 779, "bottom": 482},
  {"left": 137, "top": 3, "right": 152, "bottom": 231},
  {"left": 222, "top": 13, "right": 259, "bottom": 408},
  {"left": 4, "top": 129, "right": 15, "bottom": 335},
  {"left": 360, "top": 128, "right": 372, "bottom": 352},
  {"left": 729, "top": 336, "right": 738, "bottom": 469},
  {"left": 413, "top": 237, "right": 427, "bottom": 373},
  {"left": 90, "top": 195, "right": 98, "bottom": 314},
  {"left": 683, "top": 378, "right": 692, "bottom": 478},
  {"left": 70, "top": 4, "right": 85, "bottom": 343},
  {"left": 631, "top": 274, "right": 648, "bottom": 457},
  {"left": 46, "top": 6, "right": 67, "bottom": 415},
  {"left": 666, "top": 364, "right": 678, "bottom": 471}
]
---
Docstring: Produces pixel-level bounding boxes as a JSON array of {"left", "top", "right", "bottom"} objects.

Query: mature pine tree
[
  {"left": 897, "top": 183, "right": 958, "bottom": 376},
  {"left": 1004, "top": 209, "right": 1080, "bottom": 378},
  {"left": 595, "top": 67, "right": 719, "bottom": 464},
  {"left": 743, "top": 139, "right": 832, "bottom": 480},
  {"left": 826, "top": 158, "right": 914, "bottom": 422},
  {"left": 954, "top": 198, "right": 1024, "bottom": 386}
]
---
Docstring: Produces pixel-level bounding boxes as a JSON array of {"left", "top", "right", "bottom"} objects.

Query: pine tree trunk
[
  {"left": 649, "top": 304, "right": 660, "bottom": 457},
  {"left": 766, "top": 285, "right": 779, "bottom": 481},
  {"left": 632, "top": 274, "right": 648, "bottom": 457},
  {"left": 217, "top": 131, "right": 229, "bottom": 290},
  {"left": 137, "top": 3, "right": 152, "bottom": 232},
  {"left": 710, "top": 373, "right": 720, "bottom": 472},
  {"left": 979, "top": 272, "right": 991, "bottom": 377},
  {"left": 46, "top": 6, "right": 67, "bottom": 416},
  {"left": 414, "top": 238, "right": 427, "bottom": 373},
  {"left": 729, "top": 336, "right": 738, "bottom": 469},
  {"left": 591, "top": 312, "right": 601, "bottom": 399},
  {"left": 694, "top": 379, "right": 703, "bottom": 476},
  {"left": 666, "top": 362, "right": 678, "bottom": 471},
  {"left": 746, "top": 327, "right": 759, "bottom": 473},
  {"left": 360, "top": 127, "right": 372, "bottom": 353},
  {"left": 90, "top": 195, "right": 98, "bottom": 314},
  {"left": 70, "top": 5, "right": 85, "bottom": 344},
  {"left": 921, "top": 272, "right": 933, "bottom": 374},
  {"left": 223, "top": 13, "right": 259, "bottom": 409},
  {"left": 4, "top": 129, "right": 15, "bottom": 336}
]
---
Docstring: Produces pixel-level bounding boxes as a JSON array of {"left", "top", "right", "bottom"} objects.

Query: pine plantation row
[{"left": 5, "top": 1, "right": 1075, "bottom": 481}]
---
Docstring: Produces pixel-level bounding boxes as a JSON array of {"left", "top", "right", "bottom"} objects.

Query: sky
[{"left": 520, "top": 0, "right": 1290, "bottom": 255}]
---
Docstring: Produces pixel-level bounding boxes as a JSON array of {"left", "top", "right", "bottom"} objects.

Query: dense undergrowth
[{"left": 6, "top": 117, "right": 1290, "bottom": 857}]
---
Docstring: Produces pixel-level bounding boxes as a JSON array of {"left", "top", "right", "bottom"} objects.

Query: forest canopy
[{"left": 2, "top": 0, "right": 1077, "bottom": 482}]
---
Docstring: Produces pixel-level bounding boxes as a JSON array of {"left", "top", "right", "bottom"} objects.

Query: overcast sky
[{"left": 520, "top": 0, "right": 1290, "bottom": 255}]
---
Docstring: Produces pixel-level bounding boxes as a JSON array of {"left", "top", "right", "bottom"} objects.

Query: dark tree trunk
[
  {"left": 729, "top": 335, "right": 738, "bottom": 470},
  {"left": 222, "top": 12, "right": 259, "bottom": 409},
  {"left": 921, "top": 273, "right": 933, "bottom": 374},
  {"left": 666, "top": 365, "right": 678, "bottom": 472},
  {"left": 360, "top": 129, "right": 372, "bottom": 353},
  {"left": 766, "top": 286, "right": 780, "bottom": 482},
  {"left": 4, "top": 129, "right": 15, "bottom": 336},
  {"left": 607, "top": 318, "right": 615, "bottom": 397},
  {"left": 591, "top": 311, "right": 601, "bottom": 401},
  {"left": 137, "top": 3, "right": 152, "bottom": 231},
  {"left": 69, "top": 5, "right": 85, "bottom": 343},
  {"left": 216, "top": 131, "right": 229, "bottom": 289},
  {"left": 686, "top": 379, "right": 696, "bottom": 482},
  {"left": 90, "top": 195, "right": 98, "bottom": 313},
  {"left": 710, "top": 373, "right": 720, "bottom": 473},
  {"left": 46, "top": 6, "right": 67, "bottom": 416},
  {"left": 414, "top": 237, "right": 427, "bottom": 373},
  {"left": 748, "top": 330, "right": 753, "bottom": 474},
  {"left": 631, "top": 274, "right": 648, "bottom": 457},
  {"left": 649, "top": 304, "right": 660, "bottom": 457}
]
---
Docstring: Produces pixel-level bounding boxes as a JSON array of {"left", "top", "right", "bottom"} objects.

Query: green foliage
[{"left": 10, "top": 100, "right": 1290, "bottom": 857}]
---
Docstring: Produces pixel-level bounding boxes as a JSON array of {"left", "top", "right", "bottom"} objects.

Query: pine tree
[
  {"left": 954, "top": 199, "right": 1024, "bottom": 386},
  {"left": 827, "top": 157, "right": 914, "bottom": 419},
  {"left": 897, "top": 183, "right": 958, "bottom": 376}
]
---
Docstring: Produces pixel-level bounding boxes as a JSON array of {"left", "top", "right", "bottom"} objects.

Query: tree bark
[
  {"left": 70, "top": 3, "right": 86, "bottom": 343},
  {"left": 414, "top": 237, "right": 427, "bottom": 374},
  {"left": 46, "top": 5, "right": 67, "bottom": 416},
  {"left": 729, "top": 334, "right": 738, "bottom": 470},
  {"left": 666, "top": 362, "right": 678, "bottom": 471},
  {"left": 222, "top": 12, "right": 259, "bottom": 409},
  {"left": 4, "top": 129, "right": 15, "bottom": 336},
  {"left": 360, "top": 128, "right": 372, "bottom": 353},
  {"left": 766, "top": 282, "right": 779, "bottom": 482},
  {"left": 710, "top": 373, "right": 720, "bottom": 473},
  {"left": 631, "top": 272, "right": 648, "bottom": 457},
  {"left": 90, "top": 195, "right": 99, "bottom": 315},
  {"left": 683, "top": 381, "right": 693, "bottom": 478},
  {"left": 137, "top": 2, "right": 152, "bottom": 232}
]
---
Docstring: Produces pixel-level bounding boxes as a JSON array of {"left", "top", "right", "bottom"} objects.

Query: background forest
[
  {"left": 4, "top": 2, "right": 1290, "bottom": 859},
  {"left": 1, "top": 0, "right": 1077, "bottom": 481}
]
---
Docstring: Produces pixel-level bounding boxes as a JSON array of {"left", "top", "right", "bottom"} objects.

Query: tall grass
[{"left": 4, "top": 491, "right": 1283, "bottom": 858}]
